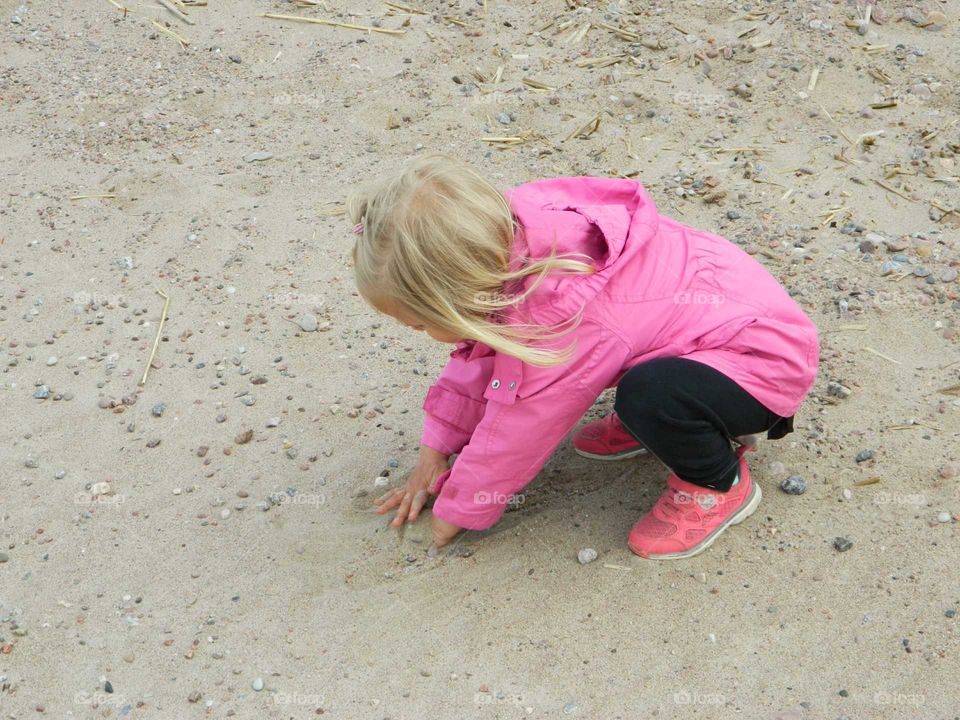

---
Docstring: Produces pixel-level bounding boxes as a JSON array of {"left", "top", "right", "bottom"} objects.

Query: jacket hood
[{"left": 503, "top": 177, "right": 660, "bottom": 327}]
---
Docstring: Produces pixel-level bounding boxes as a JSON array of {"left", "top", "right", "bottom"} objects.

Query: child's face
[{"left": 378, "top": 300, "right": 463, "bottom": 344}]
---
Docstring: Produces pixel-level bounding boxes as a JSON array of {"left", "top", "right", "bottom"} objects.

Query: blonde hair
[{"left": 346, "top": 153, "right": 595, "bottom": 366}]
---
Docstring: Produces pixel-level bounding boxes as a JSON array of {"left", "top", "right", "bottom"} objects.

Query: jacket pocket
[
  {"left": 692, "top": 315, "right": 758, "bottom": 353},
  {"left": 423, "top": 385, "right": 487, "bottom": 433}
]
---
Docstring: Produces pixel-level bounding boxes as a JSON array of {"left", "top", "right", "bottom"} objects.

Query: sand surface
[{"left": 1, "top": 1, "right": 959, "bottom": 718}]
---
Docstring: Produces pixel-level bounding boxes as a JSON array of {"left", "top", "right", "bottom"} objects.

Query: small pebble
[
  {"left": 243, "top": 151, "right": 273, "bottom": 163},
  {"left": 833, "top": 537, "right": 853, "bottom": 552},
  {"left": 46, "top": 356, "right": 58, "bottom": 366},
  {"left": 780, "top": 476, "right": 806, "bottom": 495},
  {"left": 827, "top": 381, "right": 852, "bottom": 398},
  {"left": 936, "top": 511, "right": 952, "bottom": 523},
  {"left": 151, "top": 403, "right": 166, "bottom": 417},
  {"left": 577, "top": 548, "right": 598, "bottom": 565},
  {"left": 296, "top": 313, "right": 318, "bottom": 332},
  {"left": 841, "top": 488, "right": 853, "bottom": 501},
  {"left": 374, "top": 476, "right": 390, "bottom": 488},
  {"left": 252, "top": 677, "right": 264, "bottom": 692},
  {"left": 855, "top": 449, "right": 874, "bottom": 463}
]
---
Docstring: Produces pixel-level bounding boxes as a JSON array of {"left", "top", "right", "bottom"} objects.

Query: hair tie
[{"left": 352, "top": 222, "right": 364, "bottom": 235}]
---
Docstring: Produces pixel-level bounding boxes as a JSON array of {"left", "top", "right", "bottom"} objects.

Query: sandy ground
[{"left": 1, "top": 0, "right": 959, "bottom": 718}]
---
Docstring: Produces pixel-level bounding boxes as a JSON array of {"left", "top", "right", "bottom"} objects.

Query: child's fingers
[
  {"left": 407, "top": 489, "right": 429, "bottom": 521},
  {"left": 390, "top": 492, "right": 414, "bottom": 527},
  {"left": 374, "top": 489, "right": 404, "bottom": 514},
  {"left": 374, "top": 487, "right": 402, "bottom": 506}
]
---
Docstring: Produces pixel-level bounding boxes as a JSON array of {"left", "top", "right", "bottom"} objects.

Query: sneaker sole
[
  {"left": 574, "top": 446, "right": 648, "bottom": 461},
  {"left": 628, "top": 482, "right": 762, "bottom": 561}
]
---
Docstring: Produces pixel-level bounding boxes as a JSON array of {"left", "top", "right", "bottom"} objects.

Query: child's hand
[
  {"left": 373, "top": 446, "right": 449, "bottom": 528},
  {"left": 429, "top": 515, "right": 462, "bottom": 551}
]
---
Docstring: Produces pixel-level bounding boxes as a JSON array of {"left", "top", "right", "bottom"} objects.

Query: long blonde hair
[{"left": 346, "top": 153, "right": 595, "bottom": 366}]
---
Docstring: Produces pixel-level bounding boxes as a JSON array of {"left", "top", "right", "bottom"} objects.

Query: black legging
[{"left": 613, "top": 357, "right": 793, "bottom": 492}]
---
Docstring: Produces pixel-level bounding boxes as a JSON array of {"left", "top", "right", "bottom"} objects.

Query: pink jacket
[{"left": 423, "top": 177, "right": 819, "bottom": 530}]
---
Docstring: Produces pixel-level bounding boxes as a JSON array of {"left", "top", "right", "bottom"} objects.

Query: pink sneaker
[
  {"left": 573, "top": 412, "right": 648, "bottom": 460},
  {"left": 628, "top": 447, "right": 761, "bottom": 560}
]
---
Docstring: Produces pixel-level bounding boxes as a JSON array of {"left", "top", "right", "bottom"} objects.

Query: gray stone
[
  {"left": 833, "top": 536, "right": 853, "bottom": 552},
  {"left": 296, "top": 313, "right": 318, "bottom": 332},
  {"left": 827, "top": 381, "right": 852, "bottom": 398},
  {"left": 243, "top": 151, "right": 273, "bottom": 163},
  {"left": 577, "top": 548, "right": 598, "bottom": 564},
  {"left": 780, "top": 475, "right": 807, "bottom": 495}
]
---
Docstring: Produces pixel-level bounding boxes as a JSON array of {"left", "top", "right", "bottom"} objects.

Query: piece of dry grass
[
  {"left": 384, "top": 1, "right": 426, "bottom": 14},
  {"left": 522, "top": 77, "right": 555, "bottom": 91},
  {"left": 873, "top": 179, "right": 917, "bottom": 203},
  {"left": 480, "top": 130, "right": 542, "bottom": 149},
  {"left": 140, "top": 289, "right": 171, "bottom": 386},
  {"left": 863, "top": 346, "right": 900, "bottom": 364},
  {"left": 575, "top": 54, "right": 626, "bottom": 69},
  {"left": 564, "top": 113, "right": 601, "bottom": 141},
  {"left": 70, "top": 193, "right": 117, "bottom": 200},
  {"left": 259, "top": 12, "right": 406, "bottom": 36},
  {"left": 158, "top": 0, "right": 194, "bottom": 25},
  {"left": 151, "top": 20, "right": 190, "bottom": 47}
]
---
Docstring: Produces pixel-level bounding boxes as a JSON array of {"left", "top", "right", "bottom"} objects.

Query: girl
[{"left": 348, "top": 154, "right": 818, "bottom": 560}]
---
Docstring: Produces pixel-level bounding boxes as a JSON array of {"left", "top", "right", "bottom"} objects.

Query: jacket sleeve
[
  {"left": 431, "top": 323, "right": 632, "bottom": 530},
  {"left": 420, "top": 343, "right": 495, "bottom": 457}
]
